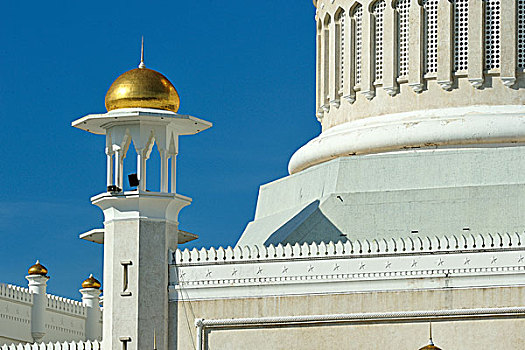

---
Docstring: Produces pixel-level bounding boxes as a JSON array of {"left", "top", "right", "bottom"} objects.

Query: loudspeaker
[{"left": 128, "top": 173, "right": 140, "bottom": 188}]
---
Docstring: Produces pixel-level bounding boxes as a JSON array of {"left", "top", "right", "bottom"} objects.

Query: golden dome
[
  {"left": 82, "top": 274, "right": 101, "bottom": 289},
  {"left": 105, "top": 66, "right": 180, "bottom": 113},
  {"left": 419, "top": 345, "right": 441, "bottom": 350},
  {"left": 28, "top": 260, "right": 48, "bottom": 276}
]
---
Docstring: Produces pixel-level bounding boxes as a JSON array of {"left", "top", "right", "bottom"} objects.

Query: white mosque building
[{"left": 2, "top": 0, "right": 525, "bottom": 348}]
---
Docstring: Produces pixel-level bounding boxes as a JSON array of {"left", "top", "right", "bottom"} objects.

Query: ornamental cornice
[{"left": 170, "top": 235, "right": 525, "bottom": 301}]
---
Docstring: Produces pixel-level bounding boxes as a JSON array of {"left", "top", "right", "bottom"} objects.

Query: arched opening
[
  {"left": 395, "top": 0, "right": 411, "bottom": 78},
  {"left": 484, "top": 0, "right": 501, "bottom": 70},
  {"left": 423, "top": 0, "right": 439, "bottom": 74},
  {"left": 351, "top": 4, "right": 363, "bottom": 85},
  {"left": 372, "top": 0, "right": 386, "bottom": 82},
  {"left": 336, "top": 8, "right": 346, "bottom": 97},
  {"left": 454, "top": 0, "right": 469, "bottom": 72}
]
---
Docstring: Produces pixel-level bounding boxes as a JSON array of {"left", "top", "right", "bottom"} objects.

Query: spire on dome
[{"left": 139, "top": 36, "right": 145, "bottom": 69}]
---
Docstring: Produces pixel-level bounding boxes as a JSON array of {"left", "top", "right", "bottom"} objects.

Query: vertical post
[
  {"left": 500, "top": 0, "right": 517, "bottom": 87},
  {"left": 343, "top": 10, "right": 355, "bottom": 102},
  {"left": 329, "top": 14, "right": 339, "bottom": 106},
  {"left": 360, "top": 7, "right": 375, "bottom": 99},
  {"left": 321, "top": 15, "right": 331, "bottom": 112},
  {"left": 437, "top": 0, "right": 454, "bottom": 90},
  {"left": 80, "top": 287, "right": 102, "bottom": 341},
  {"left": 468, "top": 0, "right": 484, "bottom": 88},
  {"left": 137, "top": 150, "right": 147, "bottom": 191},
  {"left": 160, "top": 150, "right": 169, "bottom": 193},
  {"left": 408, "top": 0, "right": 424, "bottom": 93},
  {"left": 106, "top": 151, "right": 114, "bottom": 189},
  {"left": 383, "top": 3, "right": 398, "bottom": 96},
  {"left": 26, "top": 273, "right": 49, "bottom": 343},
  {"left": 316, "top": 21, "right": 323, "bottom": 118},
  {"left": 195, "top": 320, "right": 204, "bottom": 350},
  {"left": 170, "top": 154, "right": 177, "bottom": 194}
]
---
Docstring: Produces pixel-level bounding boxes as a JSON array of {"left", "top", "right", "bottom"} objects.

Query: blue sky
[{"left": 0, "top": 1, "right": 318, "bottom": 299}]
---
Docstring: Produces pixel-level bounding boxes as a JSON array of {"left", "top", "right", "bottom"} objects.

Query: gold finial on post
[
  {"left": 429, "top": 321, "right": 434, "bottom": 345},
  {"left": 139, "top": 36, "right": 145, "bottom": 69},
  {"left": 153, "top": 328, "right": 157, "bottom": 350}
]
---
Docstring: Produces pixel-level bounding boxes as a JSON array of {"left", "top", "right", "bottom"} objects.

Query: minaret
[{"left": 73, "top": 42, "right": 212, "bottom": 350}]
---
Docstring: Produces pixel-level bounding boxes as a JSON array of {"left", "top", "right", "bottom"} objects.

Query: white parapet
[
  {"left": 170, "top": 232, "right": 525, "bottom": 301},
  {"left": 0, "top": 341, "right": 101, "bottom": 350}
]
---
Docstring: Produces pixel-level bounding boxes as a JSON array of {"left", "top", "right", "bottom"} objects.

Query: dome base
[{"left": 289, "top": 105, "right": 525, "bottom": 174}]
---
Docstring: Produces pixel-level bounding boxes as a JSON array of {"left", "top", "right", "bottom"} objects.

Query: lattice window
[
  {"left": 519, "top": 0, "right": 525, "bottom": 68},
  {"left": 338, "top": 10, "right": 346, "bottom": 92},
  {"left": 352, "top": 5, "right": 363, "bottom": 85},
  {"left": 485, "top": 0, "right": 500, "bottom": 70},
  {"left": 396, "top": 0, "right": 411, "bottom": 77},
  {"left": 423, "top": 0, "right": 438, "bottom": 74},
  {"left": 454, "top": 0, "right": 469, "bottom": 71},
  {"left": 373, "top": 0, "right": 386, "bottom": 81}
]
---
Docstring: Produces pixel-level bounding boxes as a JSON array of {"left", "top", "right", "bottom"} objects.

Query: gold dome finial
[
  {"left": 105, "top": 39, "right": 180, "bottom": 113},
  {"left": 139, "top": 36, "right": 145, "bottom": 69},
  {"left": 28, "top": 260, "right": 48, "bottom": 276},
  {"left": 419, "top": 322, "right": 442, "bottom": 350},
  {"left": 153, "top": 328, "right": 157, "bottom": 350},
  {"left": 82, "top": 274, "right": 102, "bottom": 289}
]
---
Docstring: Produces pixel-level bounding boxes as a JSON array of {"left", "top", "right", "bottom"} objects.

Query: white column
[
  {"left": 468, "top": 0, "right": 484, "bottom": 88},
  {"left": 329, "top": 15, "right": 339, "bottom": 106},
  {"left": 360, "top": 8, "right": 375, "bottom": 99},
  {"left": 437, "top": 0, "right": 454, "bottom": 90},
  {"left": 106, "top": 149, "right": 114, "bottom": 189},
  {"left": 160, "top": 150, "right": 169, "bottom": 193},
  {"left": 170, "top": 154, "right": 177, "bottom": 194},
  {"left": 80, "top": 287, "right": 102, "bottom": 341},
  {"left": 137, "top": 150, "right": 146, "bottom": 191},
  {"left": 408, "top": 0, "right": 424, "bottom": 93},
  {"left": 26, "top": 274, "right": 49, "bottom": 343},
  {"left": 114, "top": 149, "right": 122, "bottom": 190},
  {"left": 383, "top": 4, "right": 398, "bottom": 96},
  {"left": 500, "top": 0, "right": 517, "bottom": 87}
]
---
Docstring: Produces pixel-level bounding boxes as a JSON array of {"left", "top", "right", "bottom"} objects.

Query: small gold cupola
[
  {"left": 82, "top": 274, "right": 102, "bottom": 289},
  {"left": 28, "top": 260, "right": 48, "bottom": 276},
  {"left": 105, "top": 38, "right": 180, "bottom": 113}
]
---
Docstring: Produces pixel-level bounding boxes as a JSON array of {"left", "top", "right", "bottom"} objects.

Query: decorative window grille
[
  {"left": 396, "top": 0, "right": 411, "bottom": 77},
  {"left": 317, "top": 23, "right": 322, "bottom": 106},
  {"left": 519, "top": 0, "right": 525, "bottom": 68},
  {"left": 454, "top": 0, "right": 469, "bottom": 71},
  {"left": 423, "top": 0, "right": 439, "bottom": 74},
  {"left": 323, "top": 17, "right": 331, "bottom": 104},
  {"left": 352, "top": 5, "right": 363, "bottom": 85},
  {"left": 338, "top": 10, "right": 346, "bottom": 92},
  {"left": 373, "top": 0, "right": 386, "bottom": 81},
  {"left": 485, "top": 0, "right": 500, "bottom": 70}
]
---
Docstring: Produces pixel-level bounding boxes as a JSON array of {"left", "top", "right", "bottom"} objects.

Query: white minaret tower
[{"left": 73, "top": 41, "right": 211, "bottom": 350}]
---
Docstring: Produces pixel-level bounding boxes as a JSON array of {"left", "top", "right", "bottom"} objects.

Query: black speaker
[{"left": 128, "top": 173, "right": 140, "bottom": 188}]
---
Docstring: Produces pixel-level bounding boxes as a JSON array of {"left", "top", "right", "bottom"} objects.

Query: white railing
[
  {"left": 0, "top": 284, "right": 33, "bottom": 304},
  {"left": 174, "top": 232, "right": 525, "bottom": 265},
  {"left": 0, "top": 341, "right": 101, "bottom": 350}
]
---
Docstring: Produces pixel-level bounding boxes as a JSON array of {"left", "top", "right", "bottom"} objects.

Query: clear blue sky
[{"left": 0, "top": 1, "right": 318, "bottom": 299}]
